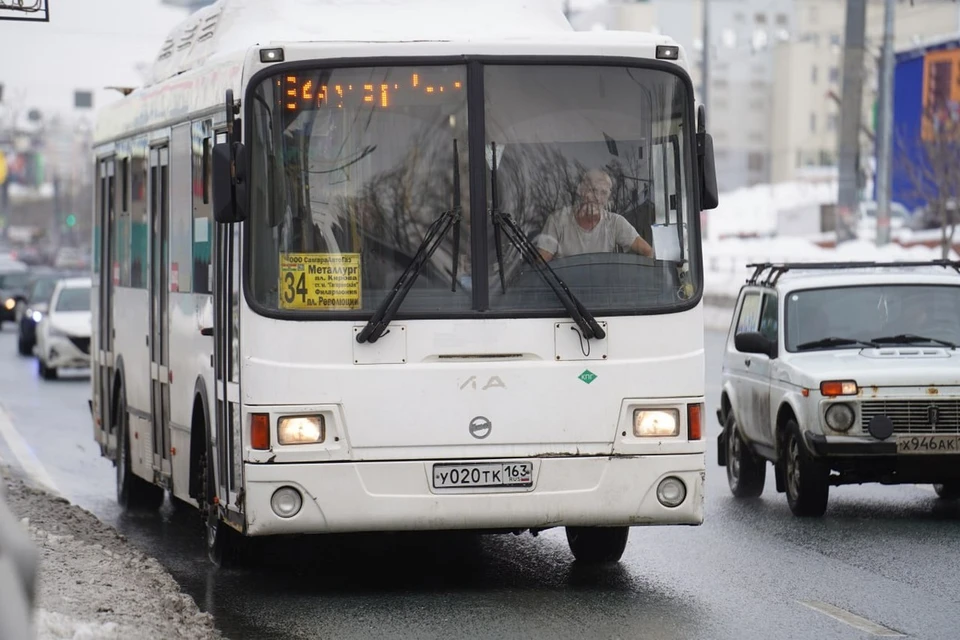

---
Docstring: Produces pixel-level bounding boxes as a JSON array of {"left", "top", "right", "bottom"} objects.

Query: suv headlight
[
  {"left": 633, "top": 409, "right": 679, "bottom": 437},
  {"left": 825, "top": 403, "right": 855, "bottom": 432}
]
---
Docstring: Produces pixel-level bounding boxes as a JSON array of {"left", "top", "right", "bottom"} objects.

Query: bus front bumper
[{"left": 242, "top": 454, "right": 704, "bottom": 536}]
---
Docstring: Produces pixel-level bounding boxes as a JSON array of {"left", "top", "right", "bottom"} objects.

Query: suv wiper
[
  {"left": 796, "top": 336, "right": 879, "bottom": 351},
  {"left": 493, "top": 209, "right": 606, "bottom": 340},
  {"left": 357, "top": 139, "right": 463, "bottom": 345},
  {"left": 870, "top": 333, "right": 957, "bottom": 349}
]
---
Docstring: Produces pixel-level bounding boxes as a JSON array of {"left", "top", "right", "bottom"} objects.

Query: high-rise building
[{"left": 570, "top": 0, "right": 960, "bottom": 191}]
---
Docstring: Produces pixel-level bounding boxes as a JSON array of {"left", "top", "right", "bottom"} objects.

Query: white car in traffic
[
  {"left": 36, "top": 277, "right": 92, "bottom": 380},
  {"left": 718, "top": 261, "right": 960, "bottom": 516}
]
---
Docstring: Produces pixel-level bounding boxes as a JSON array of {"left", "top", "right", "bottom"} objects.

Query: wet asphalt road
[{"left": 1, "top": 326, "right": 959, "bottom": 640}]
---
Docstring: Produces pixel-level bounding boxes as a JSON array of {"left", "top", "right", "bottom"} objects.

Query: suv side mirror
[{"left": 735, "top": 332, "right": 777, "bottom": 358}]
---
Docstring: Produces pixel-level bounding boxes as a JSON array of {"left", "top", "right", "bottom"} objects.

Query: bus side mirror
[
  {"left": 699, "top": 132, "right": 719, "bottom": 211},
  {"left": 212, "top": 141, "right": 247, "bottom": 224}
]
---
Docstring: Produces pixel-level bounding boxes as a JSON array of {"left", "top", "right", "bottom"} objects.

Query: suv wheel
[
  {"left": 725, "top": 414, "right": 765, "bottom": 498},
  {"left": 784, "top": 420, "right": 829, "bottom": 517}
]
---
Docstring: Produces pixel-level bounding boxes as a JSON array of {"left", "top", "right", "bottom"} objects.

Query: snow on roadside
[{"left": 2, "top": 467, "right": 221, "bottom": 640}]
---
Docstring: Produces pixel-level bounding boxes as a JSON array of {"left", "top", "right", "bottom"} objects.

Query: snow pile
[
  {"left": 703, "top": 236, "right": 959, "bottom": 301},
  {"left": 3, "top": 470, "right": 220, "bottom": 640},
  {"left": 705, "top": 181, "right": 838, "bottom": 241}
]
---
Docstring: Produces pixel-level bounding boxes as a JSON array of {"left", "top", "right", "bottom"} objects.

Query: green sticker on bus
[{"left": 578, "top": 370, "right": 597, "bottom": 384}]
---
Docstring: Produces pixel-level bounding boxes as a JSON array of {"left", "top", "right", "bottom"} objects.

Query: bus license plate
[
  {"left": 432, "top": 462, "right": 533, "bottom": 489},
  {"left": 897, "top": 435, "right": 960, "bottom": 454}
]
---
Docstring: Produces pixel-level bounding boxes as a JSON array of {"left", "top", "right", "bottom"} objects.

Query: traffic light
[{"left": 65, "top": 214, "right": 76, "bottom": 227}]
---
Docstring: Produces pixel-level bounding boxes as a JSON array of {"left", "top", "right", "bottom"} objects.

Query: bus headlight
[
  {"left": 277, "top": 415, "right": 325, "bottom": 445},
  {"left": 633, "top": 409, "right": 679, "bottom": 437}
]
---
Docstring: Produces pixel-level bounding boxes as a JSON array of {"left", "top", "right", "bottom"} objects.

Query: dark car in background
[
  {"left": 17, "top": 271, "right": 72, "bottom": 356},
  {"left": 0, "top": 267, "right": 32, "bottom": 329}
]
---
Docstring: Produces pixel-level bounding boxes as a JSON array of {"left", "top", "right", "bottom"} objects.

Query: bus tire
[
  {"left": 115, "top": 383, "right": 164, "bottom": 511},
  {"left": 201, "top": 445, "right": 243, "bottom": 568},
  {"left": 933, "top": 482, "right": 960, "bottom": 499},
  {"left": 725, "top": 413, "right": 765, "bottom": 498},
  {"left": 565, "top": 526, "right": 629, "bottom": 564}
]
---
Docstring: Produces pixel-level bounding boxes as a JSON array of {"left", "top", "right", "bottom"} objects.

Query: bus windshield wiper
[
  {"left": 357, "top": 139, "right": 462, "bottom": 345},
  {"left": 493, "top": 210, "right": 606, "bottom": 340},
  {"left": 796, "top": 336, "right": 879, "bottom": 351},
  {"left": 870, "top": 333, "right": 957, "bottom": 349},
  {"left": 488, "top": 142, "right": 604, "bottom": 341}
]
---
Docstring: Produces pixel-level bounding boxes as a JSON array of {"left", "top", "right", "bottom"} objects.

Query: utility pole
[
  {"left": 836, "top": 0, "right": 868, "bottom": 244},
  {"left": 702, "top": 0, "right": 709, "bottom": 110},
  {"left": 875, "top": 0, "right": 895, "bottom": 246}
]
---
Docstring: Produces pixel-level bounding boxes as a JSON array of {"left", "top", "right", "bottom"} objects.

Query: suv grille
[
  {"left": 68, "top": 336, "right": 90, "bottom": 355},
  {"left": 860, "top": 400, "right": 960, "bottom": 434}
]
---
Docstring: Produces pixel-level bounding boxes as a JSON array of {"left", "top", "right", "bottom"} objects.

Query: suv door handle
[{"left": 745, "top": 358, "right": 752, "bottom": 367}]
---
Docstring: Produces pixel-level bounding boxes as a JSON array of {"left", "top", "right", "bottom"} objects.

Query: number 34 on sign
[{"left": 279, "top": 253, "right": 362, "bottom": 310}]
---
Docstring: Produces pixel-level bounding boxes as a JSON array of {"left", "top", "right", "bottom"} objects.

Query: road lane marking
[
  {"left": 798, "top": 601, "right": 904, "bottom": 637},
  {"left": 0, "top": 404, "right": 61, "bottom": 496}
]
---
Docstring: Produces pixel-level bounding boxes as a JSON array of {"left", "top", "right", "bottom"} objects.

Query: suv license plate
[
  {"left": 433, "top": 462, "right": 533, "bottom": 489},
  {"left": 896, "top": 435, "right": 960, "bottom": 454}
]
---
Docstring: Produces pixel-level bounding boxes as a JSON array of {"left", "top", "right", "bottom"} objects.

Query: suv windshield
[
  {"left": 55, "top": 286, "right": 91, "bottom": 312},
  {"left": 246, "top": 62, "right": 698, "bottom": 317},
  {"left": 785, "top": 284, "right": 960, "bottom": 351}
]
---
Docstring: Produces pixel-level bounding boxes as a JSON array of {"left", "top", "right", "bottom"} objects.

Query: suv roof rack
[{"left": 745, "top": 260, "right": 960, "bottom": 286}]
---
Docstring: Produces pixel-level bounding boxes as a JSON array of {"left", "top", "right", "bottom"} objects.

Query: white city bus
[{"left": 90, "top": 0, "right": 718, "bottom": 565}]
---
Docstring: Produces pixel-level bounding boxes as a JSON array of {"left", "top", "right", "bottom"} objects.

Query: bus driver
[{"left": 536, "top": 168, "right": 655, "bottom": 262}]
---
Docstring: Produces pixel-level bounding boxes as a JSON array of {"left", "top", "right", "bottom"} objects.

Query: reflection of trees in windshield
[
  {"left": 248, "top": 65, "right": 471, "bottom": 311},
  {"left": 785, "top": 285, "right": 960, "bottom": 351}
]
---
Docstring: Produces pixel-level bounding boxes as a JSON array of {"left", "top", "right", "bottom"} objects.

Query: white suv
[{"left": 717, "top": 261, "right": 960, "bottom": 516}]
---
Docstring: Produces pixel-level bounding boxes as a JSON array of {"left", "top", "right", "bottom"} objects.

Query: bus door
[
  {"left": 212, "top": 131, "right": 242, "bottom": 518},
  {"left": 95, "top": 157, "right": 116, "bottom": 451},
  {"left": 149, "top": 145, "right": 172, "bottom": 483}
]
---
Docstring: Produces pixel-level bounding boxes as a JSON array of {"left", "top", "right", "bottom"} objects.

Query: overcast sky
[{"left": 0, "top": 0, "right": 607, "bottom": 117}]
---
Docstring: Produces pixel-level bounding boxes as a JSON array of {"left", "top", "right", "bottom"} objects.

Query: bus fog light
[
  {"left": 656, "top": 477, "right": 686, "bottom": 507},
  {"left": 278, "top": 415, "right": 325, "bottom": 445},
  {"left": 270, "top": 487, "right": 302, "bottom": 518},
  {"left": 634, "top": 409, "right": 679, "bottom": 437}
]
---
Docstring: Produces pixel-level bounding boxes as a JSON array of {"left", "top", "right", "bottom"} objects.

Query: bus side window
[{"left": 192, "top": 121, "right": 214, "bottom": 294}]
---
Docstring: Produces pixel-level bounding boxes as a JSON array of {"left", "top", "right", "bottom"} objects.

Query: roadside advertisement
[{"left": 921, "top": 46, "right": 960, "bottom": 141}]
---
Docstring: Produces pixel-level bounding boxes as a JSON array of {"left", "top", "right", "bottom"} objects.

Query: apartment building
[
  {"left": 771, "top": 0, "right": 960, "bottom": 184},
  {"left": 571, "top": 0, "right": 960, "bottom": 190}
]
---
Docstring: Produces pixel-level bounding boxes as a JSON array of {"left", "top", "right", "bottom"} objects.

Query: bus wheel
[
  {"left": 115, "top": 385, "right": 164, "bottom": 510},
  {"left": 933, "top": 482, "right": 960, "bottom": 499},
  {"left": 201, "top": 447, "right": 243, "bottom": 568},
  {"left": 565, "top": 526, "right": 629, "bottom": 564}
]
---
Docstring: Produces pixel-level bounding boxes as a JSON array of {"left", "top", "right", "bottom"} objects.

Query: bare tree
[{"left": 899, "top": 102, "right": 960, "bottom": 259}]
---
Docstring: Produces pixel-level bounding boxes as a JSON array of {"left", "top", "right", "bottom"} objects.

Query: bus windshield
[{"left": 247, "top": 62, "right": 698, "bottom": 317}]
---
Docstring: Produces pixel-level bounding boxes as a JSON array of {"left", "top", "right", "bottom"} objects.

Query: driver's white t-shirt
[{"left": 535, "top": 207, "right": 640, "bottom": 259}]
